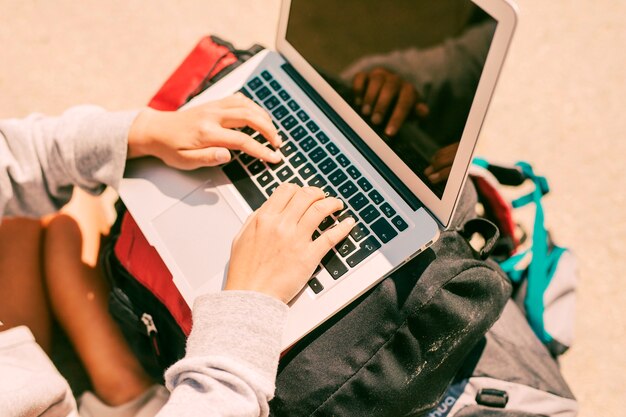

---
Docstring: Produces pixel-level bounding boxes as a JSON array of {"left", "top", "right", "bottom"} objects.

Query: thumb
[{"left": 177, "top": 147, "right": 232, "bottom": 169}]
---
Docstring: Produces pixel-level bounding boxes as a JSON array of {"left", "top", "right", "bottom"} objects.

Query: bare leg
[
  {"left": 43, "top": 190, "right": 153, "bottom": 406},
  {"left": 0, "top": 218, "right": 52, "bottom": 352}
]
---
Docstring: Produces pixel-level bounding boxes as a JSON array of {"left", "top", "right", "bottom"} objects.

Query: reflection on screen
[{"left": 286, "top": 0, "right": 497, "bottom": 198}]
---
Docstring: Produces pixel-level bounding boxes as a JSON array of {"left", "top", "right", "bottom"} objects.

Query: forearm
[
  {"left": 0, "top": 105, "right": 138, "bottom": 218},
  {"left": 157, "top": 291, "right": 288, "bottom": 417}
]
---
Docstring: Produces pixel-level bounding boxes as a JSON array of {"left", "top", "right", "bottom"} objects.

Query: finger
[
  {"left": 415, "top": 102, "right": 430, "bottom": 119},
  {"left": 428, "top": 166, "right": 452, "bottom": 184},
  {"left": 257, "top": 182, "right": 300, "bottom": 215},
  {"left": 312, "top": 218, "right": 356, "bottom": 259},
  {"left": 219, "top": 108, "right": 281, "bottom": 149},
  {"left": 361, "top": 73, "right": 385, "bottom": 116},
  {"left": 371, "top": 77, "right": 401, "bottom": 126},
  {"left": 214, "top": 128, "right": 281, "bottom": 163},
  {"left": 352, "top": 72, "right": 367, "bottom": 106},
  {"left": 298, "top": 196, "right": 344, "bottom": 233},
  {"left": 282, "top": 187, "right": 326, "bottom": 224},
  {"left": 385, "top": 83, "right": 417, "bottom": 136},
  {"left": 429, "top": 143, "right": 459, "bottom": 171},
  {"left": 177, "top": 147, "right": 232, "bottom": 169},
  {"left": 222, "top": 93, "right": 273, "bottom": 123}
]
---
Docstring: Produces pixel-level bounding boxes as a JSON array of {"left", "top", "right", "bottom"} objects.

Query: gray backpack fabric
[{"left": 422, "top": 301, "right": 578, "bottom": 417}]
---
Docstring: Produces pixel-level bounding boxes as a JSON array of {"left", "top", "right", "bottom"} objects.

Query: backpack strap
[{"left": 456, "top": 218, "right": 500, "bottom": 260}]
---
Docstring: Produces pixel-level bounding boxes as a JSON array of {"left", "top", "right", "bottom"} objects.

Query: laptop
[{"left": 119, "top": 0, "right": 517, "bottom": 349}]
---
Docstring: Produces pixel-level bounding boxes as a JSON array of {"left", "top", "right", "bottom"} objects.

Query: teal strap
[{"left": 472, "top": 157, "right": 490, "bottom": 169}]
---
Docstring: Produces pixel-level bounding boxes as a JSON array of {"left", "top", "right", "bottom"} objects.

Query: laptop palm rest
[{"left": 151, "top": 182, "right": 243, "bottom": 292}]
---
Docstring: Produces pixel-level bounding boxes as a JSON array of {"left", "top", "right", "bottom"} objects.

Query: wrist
[{"left": 127, "top": 108, "right": 161, "bottom": 159}]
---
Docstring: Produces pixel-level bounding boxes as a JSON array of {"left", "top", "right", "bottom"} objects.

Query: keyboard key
[
  {"left": 276, "top": 166, "right": 294, "bottom": 182},
  {"left": 307, "top": 174, "right": 327, "bottom": 188},
  {"left": 357, "top": 177, "right": 373, "bottom": 192},
  {"left": 349, "top": 223, "right": 370, "bottom": 242},
  {"left": 336, "top": 238, "right": 357, "bottom": 257},
  {"left": 336, "top": 154, "right": 351, "bottom": 167},
  {"left": 289, "top": 152, "right": 306, "bottom": 168},
  {"left": 266, "top": 183, "right": 279, "bottom": 196},
  {"left": 326, "top": 143, "right": 340, "bottom": 155},
  {"left": 248, "top": 160, "right": 266, "bottom": 176},
  {"left": 380, "top": 203, "right": 396, "bottom": 218},
  {"left": 338, "top": 181, "right": 358, "bottom": 198},
  {"left": 239, "top": 153, "right": 256, "bottom": 165},
  {"left": 247, "top": 77, "right": 263, "bottom": 90},
  {"left": 298, "top": 163, "right": 316, "bottom": 180},
  {"left": 328, "top": 169, "right": 348, "bottom": 186},
  {"left": 391, "top": 216, "right": 409, "bottom": 231},
  {"left": 290, "top": 177, "right": 304, "bottom": 187},
  {"left": 272, "top": 105, "right": 289, "bottom": 120},
  {"left": 319, "top": 216, "right": 335, "bottom": 231},
  {"left": 309, "top": 147, "right": 327, "bottom": 163},
  {"left": 348, "top": 192, "right": 368, "bottom": 211},
  {"left": 312, "top": 230, "right": 321, "bottom": 241},
  {"left": 269, "top": 80, "right": 282, "bottom": 91},
  {"left": 281, "top": 115, "right": 298, "bottom": 130},
  {"left": 280, "top": 141, "right": 298, "bottom": 157},
  {"left": 278, "top": 131, "right": 288, "bottom": 143},
  {"left": 323, "top": 186, "right": 337, "bottom": 198},
  {"left": 254, "top": 134, "right": 268, "bottom": 145},
  {"left": 261, "top": 70, "right": 272, "bottom": 81},
  {"left": 319, "top": 158, "right": 338, "bottom": 175},
  {"left": 322, "top": 251, "right": 348, "bottom": 279},
  {"left": 264, "top": 96, "right": 280, "bottom": 110},
  {"left": 369, "top": 190, "right": 384, "bottom": 205},
  {"left": 371, "top": 218, "right": 398, "bottom": 243},
  {"left": 257, "top": 171, "right": 274, "bottom": 188},
  {"left": 300, "top": 137, "right": 316, "bottom": 152},
  {"left": 296, "top": 109, "right": 310, "bottom": 121},
  {"left": 346, "top": 237, "right": 381, "bottom": 268},
  {"left": 347, "top": 166, "right": 361, "bottom": 179},
  {"left": 290, "top": 126, "right": 308, "bottom": 141},
  {"left": 279, "top": 90, "right": 291, "bottom": 101},
  {"left": 360, "top": 205, "right": 381, "bottom": 223},
  {"left": 308, "top": 278, "right": 324, "bottom": 294},
  {"left": 338, "top": 210, "right": 356, "bottom": 222},
  {"left": 256, "top": 86, "right": 271, "bottom": 100},
  {"left": 222, "top": 160, "right": 266, "bottom": 211},
  {"left": 316, "top": 131, "right": 330, "bottom": 144},
  {"left": 239, "top": 87, "right": 252, "bottom": 98},
  {"left": 241, "top": 126, "right": 256, "bottom": 136},
  {"left": 287, "top": 100, "right": 300, "bottom": 111},
  {"left": 306, "top": 120, "right": 320, "bottom": 133}
]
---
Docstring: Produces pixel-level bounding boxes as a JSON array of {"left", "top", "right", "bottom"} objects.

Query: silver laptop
[{"left": 120, "top": 0, "right": 517, "bottom": 350}]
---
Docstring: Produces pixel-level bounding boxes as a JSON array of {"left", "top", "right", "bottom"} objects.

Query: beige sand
[{"left": 0, "top": 1, "right": 623, "bottom": 415}]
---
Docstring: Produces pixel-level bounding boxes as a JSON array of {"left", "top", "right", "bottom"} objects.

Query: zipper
[{"left": 141, "top": 313, "right": 161, "bottom": 357}]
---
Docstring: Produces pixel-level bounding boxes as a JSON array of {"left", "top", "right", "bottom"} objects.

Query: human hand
[
  {"left": 352, "top": 67, "right": 429, "bottom": 136},
  {"left": 127, "top": 93, "right": 282, "bottom": 169},
  {"left": 225, "top": 184, "right": 356, "bottom": 304},
  {"left": 424, "top": 142, "right": 460, "bottom": 184}
]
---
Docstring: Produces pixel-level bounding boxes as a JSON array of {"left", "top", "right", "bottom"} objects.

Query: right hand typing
[{"left": 225, "top": 184, "right": 356, "bottom": 304}]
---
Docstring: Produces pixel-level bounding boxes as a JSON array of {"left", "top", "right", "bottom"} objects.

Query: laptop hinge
[{"left": 280, "top": 62, "right": 422, "bottom": 212}]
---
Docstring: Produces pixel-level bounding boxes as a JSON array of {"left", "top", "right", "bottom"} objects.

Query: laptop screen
[{"left": 286, "top": 1, "right": 497, "bottom": 199}]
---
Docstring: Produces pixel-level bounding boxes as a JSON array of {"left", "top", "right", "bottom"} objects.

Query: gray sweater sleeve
[
  {"left": 0, "top": 105, "right": 137, "bottom": 217},
  {"left": 157, "top": 291, "right": 289, "bottom": 417}
]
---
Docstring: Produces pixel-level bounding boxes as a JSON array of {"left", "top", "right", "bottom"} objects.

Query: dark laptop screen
[{"left": 286, "top": 0, "right": 497, "bottom": 198}]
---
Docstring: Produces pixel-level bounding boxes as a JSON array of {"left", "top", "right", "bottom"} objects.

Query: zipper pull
[{"left": 141, "top": 313, "right": 161, "bottom": 357}]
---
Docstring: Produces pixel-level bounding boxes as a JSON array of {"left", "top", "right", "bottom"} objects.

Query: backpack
[
  {"left": 103, "top": 34, "right": 574, "bottom": 416},
  {"left": 470, "top": 159, "right": 578, "bottom": 357}
]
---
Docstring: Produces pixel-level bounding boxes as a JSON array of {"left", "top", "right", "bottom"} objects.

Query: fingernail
[
  {"left": 371, "top": 113, "right": 382, "bottom": 125},
  {"left": 267, "top": 150, "right": 281, "bottom": 163},
  {"left": 362, "top": 105, "right": 371, "bottom": 115},
  {"left": 345, "top": 217, "right": 356, "bottom": 226},
  {"left": 216, "top": 149, "right": 231, "bottom": 164},
  {"left": 275, "top": 134, "right": 283, "bottom": 146},
  {"left": 428, "top": 173, "right": 440, "bottom": 182},
  {"left": 424, "top": 166, "right": 433, "bottom": 176},
  {"left": 385, "top": 127, "right": 395, "bottom": 136}
]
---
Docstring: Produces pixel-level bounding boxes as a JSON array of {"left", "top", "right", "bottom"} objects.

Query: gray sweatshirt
[{"left": 0, "top": 106, "right": 288, "bottom": 416}]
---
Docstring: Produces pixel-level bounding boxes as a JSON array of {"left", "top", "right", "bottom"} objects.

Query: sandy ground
[{"left": 0, "top": 1, "right": 624, "bottom": 415}]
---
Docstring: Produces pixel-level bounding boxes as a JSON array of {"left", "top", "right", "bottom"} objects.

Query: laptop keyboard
[{"left": 222, "top": 69, "right": 409, "bottom": 295}]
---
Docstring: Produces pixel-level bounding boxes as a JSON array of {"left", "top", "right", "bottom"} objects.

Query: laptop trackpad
[{"left": 151, "top": 182, "right": 243, "bottom": 290}]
